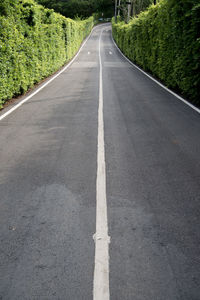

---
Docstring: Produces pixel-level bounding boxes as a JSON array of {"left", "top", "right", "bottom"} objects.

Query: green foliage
[
  {"left": 112, "top": 0, "right": 200, "bottom": 105},
  {"left": 0, "top": 0, "right": 94, "bottom": 107},
  {"left": 118, "top": 0, "right": 154, "bottom": 21},
  {"left": 36, "top": 0, "right": 114, "bottom": 19}
]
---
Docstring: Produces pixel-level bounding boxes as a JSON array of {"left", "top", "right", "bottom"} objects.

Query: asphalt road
[{"left": 0, "top": 24, "right": 200, "bottom": 300}]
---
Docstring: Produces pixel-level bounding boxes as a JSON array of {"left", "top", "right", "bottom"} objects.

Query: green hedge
[
  {"left": 112, "top": 0, "right": 200, "bottom": 106},
  {"left": 0, "top": 0, "right": 94, "bottom": 108}
]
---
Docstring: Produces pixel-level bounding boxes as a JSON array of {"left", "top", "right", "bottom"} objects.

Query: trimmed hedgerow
[
  {"left": 0, "top": 0, "right": 94, "bottom": 108},
  {"left": 112, "top": 0, "right": 200, "bottom": 106}
]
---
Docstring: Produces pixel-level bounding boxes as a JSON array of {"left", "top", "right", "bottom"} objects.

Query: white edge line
[
  {"left": 111, "top": 34, "right": 200, "bottom": 114},
  {"left": 0, "top": 24, "right": 107, "bottom": 122}
]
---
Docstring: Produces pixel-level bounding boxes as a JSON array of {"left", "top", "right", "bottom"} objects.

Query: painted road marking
[
  {"left": 93, "top": 28, "right": 110, "bottom": 300},
  {"left": 0, "top": 24, "right": 107, "bottom": 122},
  {"left": 111, "top": 34, "right": 200, "bottom": 114},
  {"left": 88, "top": 51, "right": 91, "bottom": 55},
  {"left": 109, "top": 51, "right": 112, "bottom": 55}
]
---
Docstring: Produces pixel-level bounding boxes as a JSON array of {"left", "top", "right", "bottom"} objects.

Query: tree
[
  {"left": 117, "top": 0, "right": 154, "bottom": 22},
  {"left": 36, "top": 0, "right": 114, "bottom": 19}
]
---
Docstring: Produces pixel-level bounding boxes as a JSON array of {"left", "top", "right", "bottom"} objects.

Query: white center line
[
  {"left": 109, "top": 51, "right": 112, "bottom": 55},
  {"left": 93, "top": 28, "right": 110, "bottom": 300},
  {"left": 88, "top": 51, "right": 91, "bottom": 55}
]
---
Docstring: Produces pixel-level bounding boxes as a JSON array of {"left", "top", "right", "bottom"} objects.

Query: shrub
[
  {"left": 0, "top": 0, "right": 94, "bottom": 108},
  {"left": 112, "top": 0, "right": 200, "bottom": 106}
]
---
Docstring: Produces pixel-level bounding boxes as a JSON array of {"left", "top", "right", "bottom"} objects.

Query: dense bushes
[
  {"left": 112, "top": 0, "right": 200, "bottom": 106},
  {"left": 0, "top": 0, "right": 94, "bottom": 107}
]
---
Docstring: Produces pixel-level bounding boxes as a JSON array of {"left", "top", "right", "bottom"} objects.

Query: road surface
[{"left": 0, "top": 24, "right": 200, "bottom": 300}]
